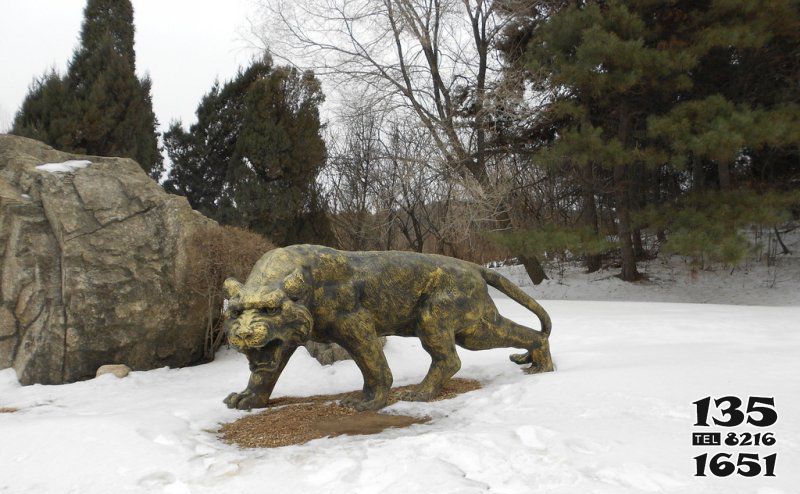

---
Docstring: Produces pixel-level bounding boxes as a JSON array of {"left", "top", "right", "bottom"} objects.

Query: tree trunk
[
  {"left": 411, "top": 214, "right": 425, "bottom": 252},
  {"left": 520, "top": 255, "right": 549, "bottom": 285},
  {"left": 631, "top": 165, "right": 649, "bottom": 261},
  {"left": 692, "top": 155, "right": 704, "bottom": 191},
  {"left": 614, "top": 164, "right": 640, "bottom": 281},
  {"left": 384, "top": 213, "right": 395, "bottom": 251},
  {"left": 774, "top": 227, "right": 791, "bottom": 255},
  {"left": 497, "top": 203, "right": 548, "bottom": 284},
  {"left": 718, "top": 161, "right": 731, "bottom": 191},
  {"left": 586, "top": 250, "right": 602, "bottom": 273},
  {"left": 581, "top": 162, "right": 602, "bottom": 273}
]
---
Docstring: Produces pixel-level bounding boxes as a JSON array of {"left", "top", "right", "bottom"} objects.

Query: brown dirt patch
[
  {"left": 220, "top": 378, "right": 481, "bottom": 448},
  {"left": 0, "top": 407, "right": 18, "bottom": 413}
]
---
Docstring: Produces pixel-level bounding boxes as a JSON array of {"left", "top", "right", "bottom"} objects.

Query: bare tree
[
  {"left": 325, "top": 93, "right": 507, "bottom": 256},
  {"left": 257, "top": 0, "right": 554, "bottom": 276},
  {"left": 324, "top": 95, "right": 389, "bottom": 250},
  {"left": 254, "top": 0, "right": 525, "bottom": 188},
  {"left": 380, "top": 120, "right": 448, "bottom": 252}
]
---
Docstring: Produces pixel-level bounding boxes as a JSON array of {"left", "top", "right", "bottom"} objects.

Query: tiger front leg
[
  {"left": 224, "top": 370, "right": 275, "bottom": 410},
  {"left": 339, "top": 336, "right": 393, "bottom": 410},
  {"left": 224, "top": 347, "right": 293, "bottom": 410}
]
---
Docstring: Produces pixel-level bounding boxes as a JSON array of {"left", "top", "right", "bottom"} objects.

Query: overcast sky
[{"left": 0, "top": 0, "right": 261, "bottom": 133}]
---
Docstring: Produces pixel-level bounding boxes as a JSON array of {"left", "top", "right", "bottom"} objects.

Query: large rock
[
  {"left": 304, "top": 341, "right": 353, "bottom": 365},
  {"left": 0, "top": 135, "right": 214, "bottom": 384},
  {"left": 303, "top": 339, "right": 386, "bottom": 366}
]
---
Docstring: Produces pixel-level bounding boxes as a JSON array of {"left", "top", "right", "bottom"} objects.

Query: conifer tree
[
  {"left": 507, "top": 0, "right": 799, "bottom": 278},
  {"left": 164, "top": 58, "right": 332, "bottom": 245},
  {"left": 639, "top": 1, "right": 800, "bottom": 263},
  {"left": 521, "top": 2, "right": 693, "bottom": 280},
  {"left": 12, "top": 0, "right": 162, "bottom": 178},
  {"left": 161, "top": 81, "right": 233, "bottom": 219},
  {"left": 11, "top": 70, "right": 72, "bottom": 150}
]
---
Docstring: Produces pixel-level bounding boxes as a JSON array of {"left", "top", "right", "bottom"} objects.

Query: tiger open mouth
[{"left": 250, "top": 338, "right": 285, "bottom": 372}]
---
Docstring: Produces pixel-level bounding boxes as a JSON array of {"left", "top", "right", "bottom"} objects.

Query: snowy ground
[
  {"left": 496, "top": 250, "right": 800, "bottom": 307},
  {"left": 492, "top": 227, "right": 800, "bottom": 307},
  {"left": 1, "top": 297, "right": 798, "bottom": 494}
]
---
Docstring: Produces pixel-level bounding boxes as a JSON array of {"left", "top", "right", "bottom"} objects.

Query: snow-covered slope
[
  {"left": 493, "top": 229, "right": 800, "bottom": 307},
  {"left": 1, "top": 298, "right": 798, "bottom": 493},
  {"left": 495, "top": 255, "right": 800, "bottom": 306}
]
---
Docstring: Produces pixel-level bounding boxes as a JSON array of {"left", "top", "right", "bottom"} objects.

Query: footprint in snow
[
  {"left": 515, "top": 425, "right": 554, "bottom": 451},
  {"left": 564, "top": 437, "right": 609, "bottom": 455},
  {"left": 137, "top": 471, "right": 177, "bottom": 488}
]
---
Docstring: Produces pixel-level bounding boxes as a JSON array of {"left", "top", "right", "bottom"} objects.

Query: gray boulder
[
  {"left": 303, "top": 339, "right": 387, "bottom": 366},
  {"left": 304, "top": 341, "right": 353, "bottom": 365},
  {"left": 0, "top": 135, "right": 214, "bottom": 385}
]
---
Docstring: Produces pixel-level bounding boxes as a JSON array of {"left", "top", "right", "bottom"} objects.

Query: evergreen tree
[
  {"left": 487, "top": 224, "right": 613, "bottom": 275},
  {"left": 11, "top": 70, "right": 72, "bottom": 149},
  {"left": 12, "top": 0, "right": 162, "bottom": 178},
  {"left": 164, "top": 58, "right": 332, "bottom": 245},
  {"left": 521, "top": 1, "right": 694, "bottom": 280},
  {"left": 637, "top": 190, "right": 800, "bottom": 267},
  {"left": 639, "top": 0, "right": 800, "bottom": 263},
  {"left": 501, "top": 0, "right": 799, "bottom": 278},
  {"left": 161, "top": 82, "right": 232, "bottom": 220},
  {"left": 645, "top": 0, "right": 800, "bottom": 191}
]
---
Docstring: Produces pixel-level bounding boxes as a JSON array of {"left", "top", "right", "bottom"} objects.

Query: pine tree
[
  {"left": 521, "top": 2, "right": 694, "bottom": 280},
  {"left": 11, "top": 70, "right": 73, "bottom": 150},
  {"left": 637, "top": 190, "right": 800, "bottom": 267},
  {"left": 12, "top": 0, "right": 162, "bottom": 178},
  {"left": 164, "top": 59, "right": 332, "bottom": 245},
  {"left": 640, "top": 1, "right": 800, "bottom": 263},
  {"left": 645, "top": 0, "right": 800, "bottom": 191},
  {"left": 487, "top": 224, "right": 613, "bottom": 279},
  {"left": 509, "top": 0, "right": 799, "bottom": 278},
  {"left": 232, "top": 66, "right": 329, "bottom": 244},
  {"left": 161, "top": 82, "right": 229, "bottom": 220}
]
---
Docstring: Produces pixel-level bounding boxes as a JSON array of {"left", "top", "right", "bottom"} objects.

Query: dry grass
[
  {"left": 0, "top": 407, "right": 18, "bottom": 413},
  {"left": 185, "top": 224, "right": 275, "bottom": 358},
  {"left": 219, "top": 378, "right": 482, "bottom": 448}
]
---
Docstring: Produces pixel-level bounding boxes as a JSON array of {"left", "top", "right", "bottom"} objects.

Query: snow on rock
[
  {"left": 35, "top": 159, "right": 92, "bottom": 173},
  {"left": 0, "top": 299, "right": 798, "bottom": 493}
]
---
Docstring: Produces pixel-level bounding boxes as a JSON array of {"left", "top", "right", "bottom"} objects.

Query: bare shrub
[{"left": 185, "top": 224, "right": 275, "bottom": 360}]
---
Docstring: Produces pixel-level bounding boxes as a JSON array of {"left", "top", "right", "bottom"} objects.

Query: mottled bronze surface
[{"left": 223, "top": 245, "right": 553, "bottom": 411}]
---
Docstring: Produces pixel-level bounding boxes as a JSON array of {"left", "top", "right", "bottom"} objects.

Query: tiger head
[{"left": 222, "top": 269, "right": 313, "bottom": 374}]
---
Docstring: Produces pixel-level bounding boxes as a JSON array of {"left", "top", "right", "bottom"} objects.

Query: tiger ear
[
  {"left": 282, "top": 270, "right": 307, "bottom": 301},
  {"left": 223, "top": 278, "right": 243, "bottom": 299}
]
